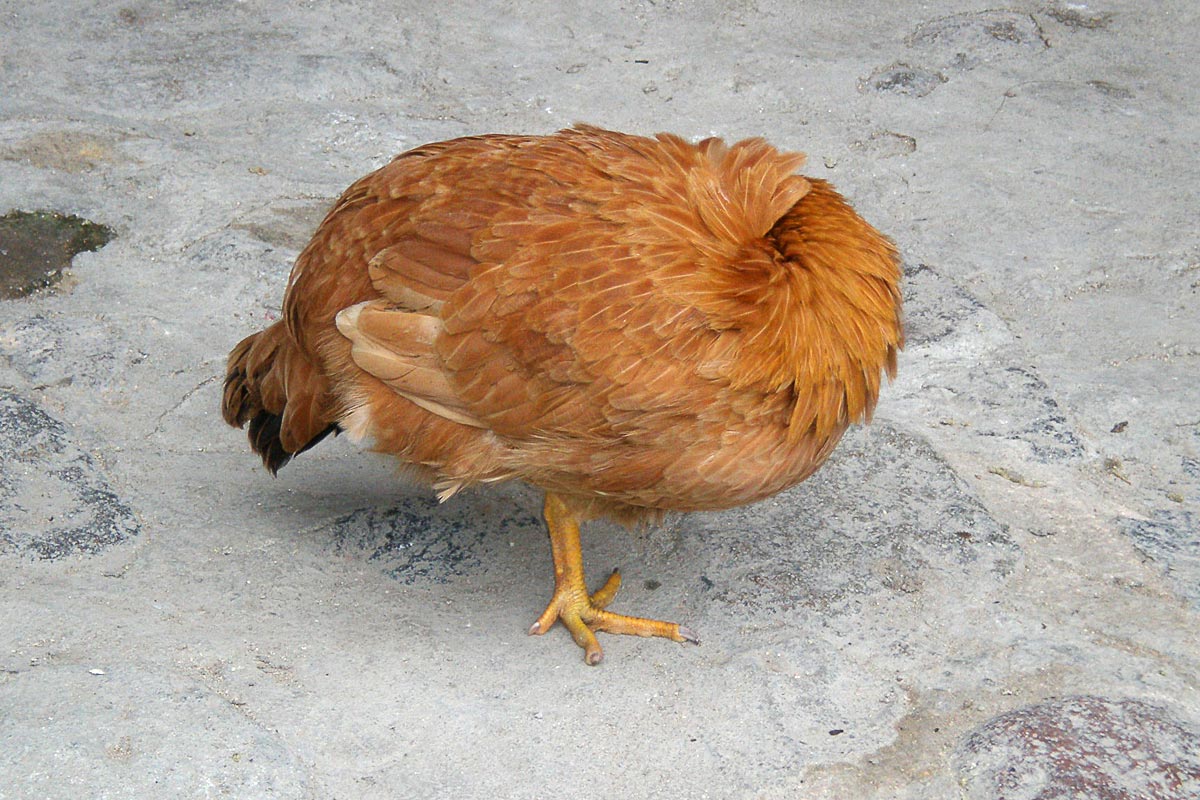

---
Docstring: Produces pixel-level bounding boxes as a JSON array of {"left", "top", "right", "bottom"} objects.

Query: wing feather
[
  {"left": 336, "top": 301, "right": 486, "bottom": 429},
  {"left": 313, "top": 125, "right": 897, "bottom": 512}
]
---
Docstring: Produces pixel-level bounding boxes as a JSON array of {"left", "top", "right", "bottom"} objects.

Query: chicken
[{"left": 222, "top": 125, "right": 903, "bottom": 664}]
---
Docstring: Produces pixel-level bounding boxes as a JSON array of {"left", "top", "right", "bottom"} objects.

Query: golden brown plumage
[{"left": 223, "top": 125, "right": 902, "bottom": 664}]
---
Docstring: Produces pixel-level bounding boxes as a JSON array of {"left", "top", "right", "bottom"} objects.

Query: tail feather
[{"left": 222, "top": 321, "right": 338, "bottom": 474}]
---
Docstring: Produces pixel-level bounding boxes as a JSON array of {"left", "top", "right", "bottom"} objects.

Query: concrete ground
[{"left": 2, "top": 1, "right": 1198, "bottom": 797}]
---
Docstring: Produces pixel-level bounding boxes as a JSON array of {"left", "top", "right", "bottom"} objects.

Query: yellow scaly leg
[{"left": 527, "top": 492, "right": 699, "bottom": 665}]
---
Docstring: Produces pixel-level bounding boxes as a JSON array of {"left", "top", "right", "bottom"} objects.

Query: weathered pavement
[{"left": 2, "top": 2, "right": 1198, "bottom": 798}]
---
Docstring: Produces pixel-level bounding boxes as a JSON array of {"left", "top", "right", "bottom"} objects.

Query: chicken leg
[{"left": 528, "top": 492, "right": 699, "bottom": 665}]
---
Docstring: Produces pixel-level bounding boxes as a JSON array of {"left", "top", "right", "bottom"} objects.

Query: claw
[{"left": 533, "top": 493, "right": 698, "bottom": 664}]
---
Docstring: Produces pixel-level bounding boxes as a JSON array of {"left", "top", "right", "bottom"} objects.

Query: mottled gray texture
[
  {"left": 1, "top": 2, "right": 1198, "bottom": 799},
  {"left": 0, "top": 390, "right": 140, "bottom": 559}
]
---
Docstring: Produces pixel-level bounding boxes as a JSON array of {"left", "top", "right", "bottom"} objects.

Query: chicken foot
[{"left": 528, "top": 492, "right": 699, "bottom": 665}]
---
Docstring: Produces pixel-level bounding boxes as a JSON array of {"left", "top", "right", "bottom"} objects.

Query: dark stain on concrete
[{"left": 0, "top": 210, "right": 115, "bottom": 299}]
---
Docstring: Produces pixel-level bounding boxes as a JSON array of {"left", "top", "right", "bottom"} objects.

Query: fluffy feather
[
  {"left": 225, "top": 124, "right": 903, "bottom": 510},
  {"left": 222, "top": 124, "right": 903, "bottom": 660}
]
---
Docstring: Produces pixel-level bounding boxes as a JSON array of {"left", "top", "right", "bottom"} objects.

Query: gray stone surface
[
  {"left": 1, "top": 2, "right": 1198, "bottom": 798},
  {"left": 0, "top": 389, "right": 140, "bottom": 559}
]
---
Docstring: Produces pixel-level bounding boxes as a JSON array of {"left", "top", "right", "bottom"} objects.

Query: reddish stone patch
[{"left": 954, "top": 695, "right": 1200, "bottom": 800}]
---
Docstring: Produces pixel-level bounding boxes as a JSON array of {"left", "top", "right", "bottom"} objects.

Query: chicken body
[{"left": 223, "top": 125, "right": 903, "bottom": 663}]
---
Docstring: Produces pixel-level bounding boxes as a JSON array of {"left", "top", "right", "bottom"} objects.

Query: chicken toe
[{"left": 528, "top": 493, "right": 697, "bottom": 665}]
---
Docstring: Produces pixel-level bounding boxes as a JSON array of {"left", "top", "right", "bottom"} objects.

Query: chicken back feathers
[{"left": 223, "top": 125, "right": 903, "bottom": 523}]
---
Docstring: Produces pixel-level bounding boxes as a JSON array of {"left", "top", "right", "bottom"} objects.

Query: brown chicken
[{"left": 223, "top": 125, "right": 902, "bottom": 664}]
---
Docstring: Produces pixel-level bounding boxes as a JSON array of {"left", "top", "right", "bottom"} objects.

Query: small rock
[{"left": 954, "top": 695, "right": 1200, "bottom": 799}]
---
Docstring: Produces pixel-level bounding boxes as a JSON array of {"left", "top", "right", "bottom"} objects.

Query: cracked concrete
[{"left": 1, "top": 1, "right": 1198, "bottom": 798}]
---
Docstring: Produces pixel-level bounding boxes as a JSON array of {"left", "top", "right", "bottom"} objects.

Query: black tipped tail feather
[
  {"left": 222, "top": 322, "right": 339, "bottom": 474},
  {"left": 244, "top": 409, "right": 339, "bottom": 475}
]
